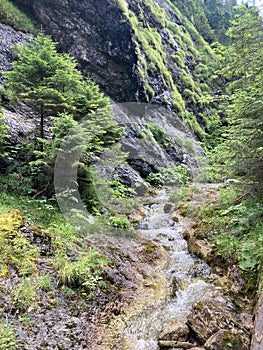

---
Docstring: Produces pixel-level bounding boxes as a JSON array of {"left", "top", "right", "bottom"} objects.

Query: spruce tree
[
  {"left": 3, "top": 34, "right": 124, "bottom": 199},
  {"left": 218, "top": 7, "right": 263, "bottom": 193},
  {"left": 3, "top": 34, "right": 110, "bottom": 140}
]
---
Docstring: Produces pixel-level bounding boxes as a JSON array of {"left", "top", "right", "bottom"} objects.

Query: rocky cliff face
[
  {"left": 0, "top": 22, "right": 29, "bottom": 87},
  {"left": 2, "top": 0, "right": 213, "bottom": 179},
  {"left": 11, "top": 0, "right": 213, "bottom": 119},
  {"left": 11, "top": 0, "right": 140, "bottom": 102}
]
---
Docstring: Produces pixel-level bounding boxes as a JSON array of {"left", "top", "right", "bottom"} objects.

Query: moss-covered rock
[{"left": 0, "top": 209, "right": 40, "bottom": 277}]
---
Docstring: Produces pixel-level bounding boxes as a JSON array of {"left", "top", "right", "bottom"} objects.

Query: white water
[{"left": 116, "top": 189, "right": 230, "bottom": 349}]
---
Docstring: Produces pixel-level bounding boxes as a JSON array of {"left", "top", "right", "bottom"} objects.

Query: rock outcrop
[
  {"left": 11, "top": 0, "right": 213, "bottom": 125},
  {"left": 0, "top": 22, "right": 29, "bottom": 86}
]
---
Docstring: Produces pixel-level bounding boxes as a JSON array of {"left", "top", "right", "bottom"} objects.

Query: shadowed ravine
[{"left": 106, "top": 188, "right": 238, "bottom": 350}]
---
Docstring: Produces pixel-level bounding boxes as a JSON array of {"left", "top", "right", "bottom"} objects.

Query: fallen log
[{"left": 158, "top": 340, "right": 197, "bottom": 349}]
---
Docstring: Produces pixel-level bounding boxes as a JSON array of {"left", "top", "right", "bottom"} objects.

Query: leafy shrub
[
  {"left": 108, "top": 215, "right": 130, "bottom": 229},
  {"left": 207, "top": 197, "right": 263, "bottom": 290},
  {"left": 147, "top": 166, "right": 191, "bottom": 186},
  {"left": 109, "top": 180, "right": 135, "bottom": 198}
]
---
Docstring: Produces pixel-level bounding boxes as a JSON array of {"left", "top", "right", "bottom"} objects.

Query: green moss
[
  {"left": 144, "top": 0, "right": 168, "bottom": 27},
  {"left": 176, "top": 136, "right": 195, "bottom": 155},
  {"left": 171, "top": 88, "right": 185, "bottom": 113},
  {"left": 0, "top": 209, "right": 39, "bottom": 278},
  {"left": 127, "top": 0, "right": 216, "bottom": 137},
  {"left": 0, "top": 0, "right": 35, "bottom": 33},
  {"left": 183, "top": 88, "right": 197, "bottom": 103},
  {"left": 171, "top": 53, "right": 185, "bottom": 69},
  {"left": 147, "top": 122, "right": 172, "bottom": 148}
]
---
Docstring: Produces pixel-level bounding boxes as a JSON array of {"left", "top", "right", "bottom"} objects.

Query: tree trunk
[
  {"left": 40, "top": 102, "right": 44, "bottom": 152},
  {"left": 251, "top": 293, "right": 263, "bottom": 350}
]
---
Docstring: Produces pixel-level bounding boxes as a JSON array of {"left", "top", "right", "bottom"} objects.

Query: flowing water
[{"left": 113, "top": 188, "right": 232, "bottom": 349}]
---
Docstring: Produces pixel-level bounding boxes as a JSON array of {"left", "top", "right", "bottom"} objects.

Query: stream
[{"left": 111, "top": 188, "right": 235, "bottom": 349}]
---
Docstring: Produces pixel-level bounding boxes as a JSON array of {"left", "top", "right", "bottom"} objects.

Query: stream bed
[{"left": 109, "top": 188, "right": 247, "bottom": 350}]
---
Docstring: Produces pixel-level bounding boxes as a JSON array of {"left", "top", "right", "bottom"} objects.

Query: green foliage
[
  {"left": 214, "top": 7, "right": 263, "bottom": 193},
  {"left": 0, "top": 109, "right": 8, "bottom": 151},
  {"left": 97, "top": 213, "right": 137, "bottom": 237},
  {"left": 0, "top": 191, "right": 61, "bottom": 227},
  {"left": 38, "top": 275, "right": 52, "bottom": 291},
  {"left": 0, "top": 0, "right": 35, "bottom": 32},
  {"left": 11, "top": 278, "right": 37, "bottom": 312},
  {"left": 174, "top": 0, "right": 238, "bottom": 44},
  {"left": 214, "top": 199, "right": 263, "bottom": 289},
  {"left": 0, "top": 322, "right": 16, "bottom": 350},
  {"left": 147, "top": 122, "right": 173, "bottom": 149},
  {"left": 108, "top": 215, "right": 130, "bottom": 229},
  {"left": 4, "top": 34, "right": 109, "bottom": 139},
  {"left": 199, "top": 184, "right": 263, "bottom": 290},
  {"left": 109, "top": 179, "right": 135, "bottom": 198},
  {"left": 146, "top": 166, "right": 191, "bottom": 186},
  {"left": 176, "top": 136, "right": 195, "bottom": 156},
  {"left": 170, "top": 185, "right": 198, "bottom": 203},
  {"left": 54, "top": 248, "right": 108, "bottom": 293},
  {"left": 3, "top": 34, "right": 124, "bottom": 207}
]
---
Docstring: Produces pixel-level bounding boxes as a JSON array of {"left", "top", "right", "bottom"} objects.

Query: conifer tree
[
  {"left": 3, "top": 34, "right": 124, "bottom": 199},
  {"left": 218, "top": 7, "right": 263, "bottom": 193},
  {"left": 3, "top": 34, "right": 110, "bottom": 140}
]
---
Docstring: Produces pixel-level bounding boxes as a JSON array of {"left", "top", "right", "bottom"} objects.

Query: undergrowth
[{"left": 197, "top": 184, "right": 263, "bottom": 293}]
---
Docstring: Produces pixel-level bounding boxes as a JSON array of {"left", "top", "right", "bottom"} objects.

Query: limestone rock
[
  {"left": 158, "top": 322, "right": 190, "bottom": 342},
  {"left": 187, "top": 301, "right": 250, "bottom": 349},
  {"left": 205, "top": 329, "right": 249, "bottom": 350}
]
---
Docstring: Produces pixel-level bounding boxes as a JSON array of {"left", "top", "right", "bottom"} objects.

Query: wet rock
[
  {"left": 171, "top": 277, "right": 184, "bottom": 296},
  {"left": 184, "top": 229, "right": 213, "bottom": 263},
  {"left": 118, "top": 164, "right": 147, "bottom": 195},
  {"left": 187, "top": 301, "right": 250, "bottom": 349},
  {"left": 226, "top": 265, "right": 247, "bottom": 295},
  {"left": 164, "top": 203, "right": 173, "bottom": 213},
  {"left": 158, "top": 322, "right": 190, "bottom": 342},
  {"left": 251, "top": 293, "right": 263, "bottom": 350},
  {"left": 204, "top": 328, "right": 249, "bottom": 350}
]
